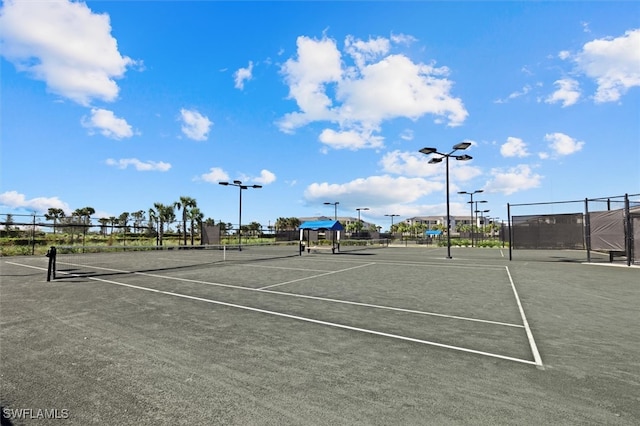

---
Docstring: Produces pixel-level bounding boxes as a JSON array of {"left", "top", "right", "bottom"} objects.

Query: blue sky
[{"left": 1, "top": 0, "right": 639, "bottom": 230}]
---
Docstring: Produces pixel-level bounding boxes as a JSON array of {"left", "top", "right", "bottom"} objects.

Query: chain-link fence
[{"left": 507, "top": 193, "right": 639, "bottom": 266}]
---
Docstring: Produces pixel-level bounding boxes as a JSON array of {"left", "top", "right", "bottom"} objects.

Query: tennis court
[{"left": 1, "top": 245, "right": 639, "bottom": 424}]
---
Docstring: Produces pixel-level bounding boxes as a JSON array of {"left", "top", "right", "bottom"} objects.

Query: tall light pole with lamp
[
  {"left": 219, "top": 180, "right": 262, "bottom": 250},
  {"left": 419, "top": 142, "right": 473, "bottom": 259},
  {"left": 323, "top": 201, "right": 340, "bottom": 249},
  {"left": 384, "top": 214, "right": 399, "bottom": 234},
  {"left": 323, "top": 201, "right": 339, "bottom": 220},
  {"left": 473, "top": 200, "right": 488, "bottom": 243},
  {"left": 355, "top": 207, "right": 369, "bottom": 237},
  {"left": 458, "top": 189, "right": 483, "bottom": 247},
  {"left": 475, "top": 209, "right": 490, "bottom": 242}
]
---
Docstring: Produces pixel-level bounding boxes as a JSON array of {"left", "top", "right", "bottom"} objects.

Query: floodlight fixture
[
  {"left": 419, "top": 147, "right": 438, "bottom": 155},
  {"left": 453, "top": 141, "right": 472, "bottom": 150}
]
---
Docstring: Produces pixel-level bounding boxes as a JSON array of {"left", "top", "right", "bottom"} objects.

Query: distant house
[{"left": 404, "top": 215, "right": 474, "bottom": 229}]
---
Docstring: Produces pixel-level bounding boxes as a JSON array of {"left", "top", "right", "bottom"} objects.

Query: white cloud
[
  {"left": 500, "top": 137, "right": 530, "bottom": 158},
  {"left": 545, "top": 78, "right": 581, "bottom": 107},
  {"left": 484, "top": 165, "right": 542, "bottom": 195},
  {"left": 575, "top": 28, "right": 640, "bottom": 103},
  {"left": 277, "top": 34, "right": 468, "bottom": 150},
  {"left": 381, "top": 150, "right": 440, "bottom": 177},
  {"left": 253, "top": 169, "right": 277, "bottom": 185},
  {"left": 234, "top": 61, "right": 253, "bottom": 90},
  {"left": 344, "top": 35, "right": 391, "bottom": 69},
  {"left": 544, "top": 132, "right": 585, "bottom": 156},
  {"left": 390, "top": 33, "right": 417, "bottom": 46},
  {"left": 198, "top": 167, "right": 229, "bottom": 183},
  {"left": 0, "top": 0, "right": 136, "bottom": 105},
  {"left": 399, "top": 129, "right": 414, "bottom": 141},
  {"left": 105, "top": 158, "right": 171, "bottom": 172},
  {"left": 318, "top": 128, "right": 384, "bottom": 150},
  {"left": 82, "top": 108, "right": 135, "bottom": 139},
  {"left": 0, "top": 190, "right": 71, "bottom": 214},
  {"left": 304, "top": 175, "right": 444, "bottom": 207},
  {"left": 558, "top": 50, "right": 571, "bottom": 60},
  {"left": 496, "top": 85, "right": 532, "bottom": 103},
  {"left": 180, "top": 108, "right": 213, "bottom": 141},
  {"left": 380, "top": 150, "right": 482, "bottom": 183}
]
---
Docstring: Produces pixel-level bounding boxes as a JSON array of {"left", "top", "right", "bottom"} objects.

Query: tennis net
[
  {"left": 46, "top": 242, "right": 301, "bottom": 280},
  {"left": 338, "top": 238, "right": 390, "bottom": 252}
]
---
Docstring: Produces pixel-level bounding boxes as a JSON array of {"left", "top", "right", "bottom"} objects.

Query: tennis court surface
[{"left": 2, "top": 245, "right": 639, "bottom": 424}]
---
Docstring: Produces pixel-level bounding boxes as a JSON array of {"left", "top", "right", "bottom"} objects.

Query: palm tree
[
  {"left": 396, "top": 221, "right": 410, "bottom": 238},
  {"left": 131, "top": 210, "right": 145, "bottom": 234},
  {"left": 148, "top": 208, "right": 159, "bottom": 245},
  {"left": 108, "top": 216, "right": 117, "bottom": 235},
  {"left": 248, "top": 221, "right": 261, "bottom": 237},
  {"left": 188, "top": 207, "right": 204, "bottom": 245},
  {"left": 72, "top": 207, "right": 94, "bottom": 245},
  {"left": 4, "top": 214, "right": 14, "bottom": 232},
  {"left": 44, "top": 208, "right": 65, "bottom": 236},
  {"left": 98, "top": 218, "right": 110, "bottom": 236},
  {"left": 286, "top": 217, "right": 301, "bottom": 230},
  {"left": 152, "top": 202, "right": 175, "bottom": 246},
  {"left": 118, "top": 212, "right": 130, "bottom": 232},
  {"left": 174, "top": 196, "right": 197, "bottom": 246}
]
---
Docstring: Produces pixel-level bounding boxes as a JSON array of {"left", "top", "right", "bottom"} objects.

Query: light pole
[
  {"left": 473, "top": 200, "right": 487, "bottom": 243},
  {"left": 384, "top": 214, "right": 399, "bottom": 234},
  {"left": 420, "top": 142, "right": 473, "bottom": 259},
  {"left": 219, "top": 180, "right": 262, "bottom": 250},
  {"left": 324, "top": 201, "right": 339, "bottom": 250},
  {"left": 356, "top": 207, "right": 369, "bottom": 237},
  {"left": 475, "top": 209, "right": 490, "bottom": 242},
  {"left": 458, "top": 189, "right": 483, "bottom": 247},
  {"left": 323, "top": 202, "right": 339, "bottom": 220}
]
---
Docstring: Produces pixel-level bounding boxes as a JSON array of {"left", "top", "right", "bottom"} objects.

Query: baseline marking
[{"left": 505, "top": 266, "right": 544, "bottom": 368}]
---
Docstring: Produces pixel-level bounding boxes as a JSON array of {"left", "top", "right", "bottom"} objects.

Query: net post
[{"left": 46, "top": 246, "right": 56, "bottom": 281}]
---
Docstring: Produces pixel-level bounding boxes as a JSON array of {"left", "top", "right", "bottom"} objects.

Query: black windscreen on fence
[{"left": 512, "top": 213, "right": 584, "bottom": 250}]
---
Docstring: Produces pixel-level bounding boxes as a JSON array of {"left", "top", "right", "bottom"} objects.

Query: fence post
[
  {"left": 625, "top": 194, "right": 632, "bottom": 267},
  {"left": 584, "top": 198, "right": 591, "bottom": 263},
  {"left": 507, "top": 203, "right": 512, "bottom": 260}
]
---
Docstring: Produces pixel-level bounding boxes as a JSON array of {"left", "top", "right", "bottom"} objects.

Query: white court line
[
  {"left": 505, "top": 266, "right": 544, "bottom": 369},
  {"left": 258, "top": 263, "right": 375, "bottom": 290},
  {"left": 303, "top": 256, "right": 506, "bottom": 271},
  {"left": 51, "top": 267, "right": 538, "bottom": 366},
  {"left": 16, "top": 260, "right": 525, "bottom": 329}
]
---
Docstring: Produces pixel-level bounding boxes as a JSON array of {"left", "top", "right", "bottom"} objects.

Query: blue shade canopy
[
  {"left": 425, "top": 230, "right": 442, "bottom": 236},
  {"left": 299, "top": 220, "right": 344, "bottom": 231}
]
